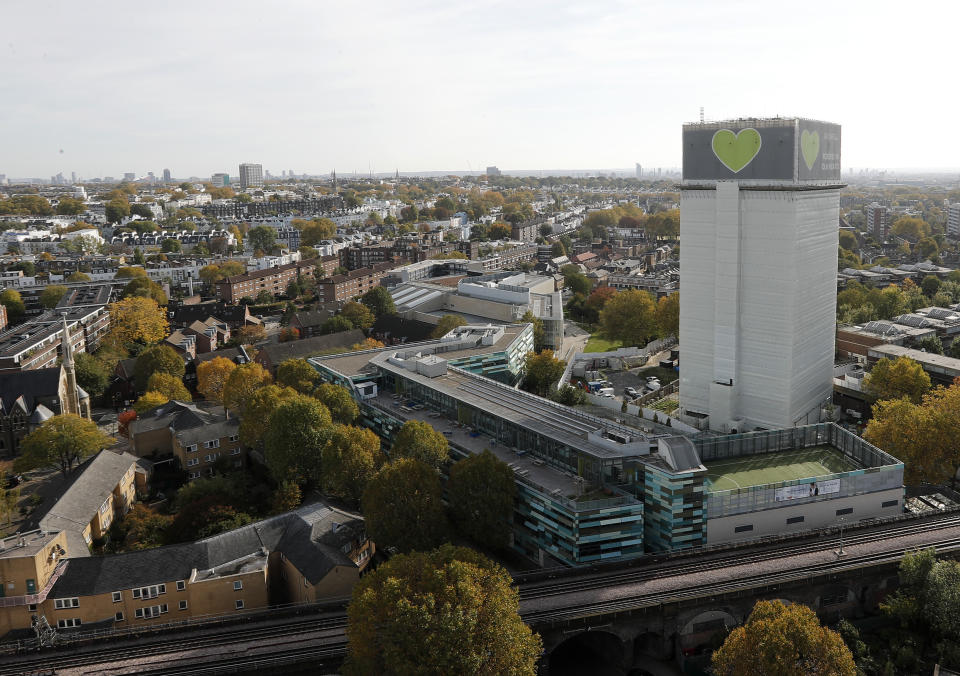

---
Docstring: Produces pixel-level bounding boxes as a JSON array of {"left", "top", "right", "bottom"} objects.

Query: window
[
  {"left": 882, "top": 499, "right": 899, "bottom": 508},
  {"left": 133, "top": 585, "right": 164, "bottom": 600},
  {"left": 186, "top": 444, "right": 198, "bottom": 453},
  {"left": 188, "top": 471, "right": 201, "bottom": 480},
  {"left": 57, "top": 618, "right": 81, "bottom": 628},
  {"left": 176, "top": 580, "right": 185, "bottom": 591},
  {"left": 179, "top": 600, "right": 188, "bottom": 610},
  {"left": 836, "top": 508, "right": 854, "bottom": 516},
  {"left": 786, "top": 516, "right": 805, "bottom": 525},
  {"left": 204, "top": 439, "right": 220, "bottom": 449},
  {"left": 229, "top": 435, "right": 240, "bottom": 443},
  {"left": 112, "top": 591, "right": 122, "bottom": 603},
  {"left": 233, "top": 581, "right": 243, "bottom": 591},
  {"left": 54, "top": 597, "right": 80, "bottom": 609},
  {"left": 204, "top": 453, "right": 219, "bottom": 463},
  {"left": 734, "top": 524, "right": 754, "bottom": 533},
  {"left": 136, "top": 604, "right": 168, "bottom": 619},
  {"left": 115, "top": 612, "right": 124, "bottom": 622},
  {"left": 235, "top": 600, "right": 244, "bottom": 609},
  {"left": 230, "top": 447, "right": 241, "bottom": 455},
  {"left": 26, "top": 579, "right": 36, "bottom": 594},
  {"left": 28, "top": 604, "right": 37, "bottom": 612},
  {"left": 186, "top": 458, "right": 199, "bottom": 467}
]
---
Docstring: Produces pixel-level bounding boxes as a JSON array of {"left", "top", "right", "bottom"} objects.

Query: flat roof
[
  {"left": 704, "top": 446, "right": 858, "bottom": 493},
  {"left": 0, "top": 530, "right": 59, "bottom": 560},
  {"left": 869, "top": 344, "right": 960, "bottom": 374},
  {"left": 312, "top": 324, "right": 527, "bottom": 378}
]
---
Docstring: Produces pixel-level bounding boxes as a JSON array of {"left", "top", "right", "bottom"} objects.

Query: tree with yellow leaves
[
  {"left": 105, "top": 296, "right": 168, "bottom": 351},
  {"left": 197, "top": 357, "right": 237, "bottom": 403},
  {"left": 222, "top": 362, "right": 272, "bottom": 418},
  {"left": 712, "top": 600, "right": 855, "bottom": 676},
  {"left": 863, "top": 356, "right": 932, "bottom": 404}
]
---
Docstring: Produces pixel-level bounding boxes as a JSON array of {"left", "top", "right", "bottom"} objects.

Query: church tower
[{"left": 60, "top": 313, "right": 81, "bottom": 416}]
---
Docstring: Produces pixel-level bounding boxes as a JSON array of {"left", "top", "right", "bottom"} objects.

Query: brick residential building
[
  {"left": 316, "top": 262, "right": 393, "bottom": 304},
  {"left": 215, "top": 262, "right": 316, "bottom": 304}
]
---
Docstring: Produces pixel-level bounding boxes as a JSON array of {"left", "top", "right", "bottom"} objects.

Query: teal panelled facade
[{"left": 642, "top": 465, "right": 706, "bottom": 552}]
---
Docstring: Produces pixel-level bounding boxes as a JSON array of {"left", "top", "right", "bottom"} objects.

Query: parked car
[{"left": 624, "top": 386, "right": 639, "bottom": 398}]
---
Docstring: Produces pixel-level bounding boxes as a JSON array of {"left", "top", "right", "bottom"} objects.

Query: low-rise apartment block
[
  {"left": 215, "top": 262, "right": 315, "bottom": 304},
  {"left": 316, "top": 262, "right": 392, "bottom": 303}
]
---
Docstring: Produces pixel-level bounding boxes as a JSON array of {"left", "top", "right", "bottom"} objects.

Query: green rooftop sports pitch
[{"left": 704, "top": 447, "right": 858, "bottom": 492}]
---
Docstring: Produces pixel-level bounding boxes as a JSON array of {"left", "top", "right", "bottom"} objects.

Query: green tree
[
  {"left": 517, "top": 310, "right": 546, "bottom": 352},
  {"left": 313, "top": 382, "right": 359, "bottom": 424},
  {"left": 360, "top": 286, "right": 395, "bottom": 317},
  {"left": 916, "top": 334, "right": 944, "bottom": 355},
  {"left": 122, "top": 277, "right": 168, "bottom": 306},
  {"left": 838, "top": 230, "right": 857, "bottom": 250},
  {"left": 918, "top": 237, "right": 940, "bottom": 261},
  {"left": 0, "top": 289, "right": 25, "bottom": 321},
  {"left": 300, "top": 218, "right": 337, "bottom": 246},
  {"left": 239, "top": 384, "right": 298, "bottom": 447},
  {"left": 921, "top": 275, "right": 941, "bottom": 297},
  {"left": 15, "top": 414, "right": 114, "bottom": 477},
  {"left": 263, "top": 395, "right": 332, "bottom": 486},
  {"left": 39, "top": 284, "right": 68, "bottom": 309},
  {"left": 114, "top": 504, "right": 172, "bottom": 551},
  {"left": 247, "top": 226, "right": 277, "bottom": 253},
  {"left": 321, "top": 315, "right": 354, "bottom": 334},
  {"left": 322, "top": 424, "right": 384, "bottom": 502},
  {"left": 863, "top": 356, "right": 931, "bottom": 403},
  {"left": 600, "top": 289, "right": 657, "bottom": 347},
  {"left": 133, "top": 344, "right": 185, "bottom": 391},
  {"left": 448, "top": 450, "right": 516, "bottom": 550},
  {"left": 276, "top": 358, "right": 320, "bottom": 394},
  {"left": 74, "top": 352, "right": 110, "bottom": 399},
  {"left": 55, "top": 197, "right": 86, "bottom": 215},
  {"left": 712, "top": 600, "right": 856, "bottom": 676},
  {"left": 890, "top": 216, "right": 931, "bottom": 242},
  {"left": 341, "top": 301, "right": 375, "bottom": 329},
  {"left": 431, "top": 313, "right": 468, "bottom": 338},
  {"left": 361, "top": 458, "right": 446, "bottom": 553},
  {"left": 521, "top": 350, "right": 565, "bottom": 397},
  {"left": 133, "top": 247, "right": 146, "bottom": 265},
  {"left": 161, "top": 237, "right": 182, "bottom": 253},
  {"left": 271, "top": 480, "right": 302, "bottom": 514},
  {"left": 105, "top": 198, "right": 130, "bottom": 224},
  {"left": 66, "top": 271, "right": 91, "bottom": 282},
  {"left": 344, "top": 544, "right": 541, "bottom": 676},
  {"left": 561, "top": 266, "right": 591, "bottom": 296},
  {"left": 390, "top": 420, "right": 449, "bottom": 469}
]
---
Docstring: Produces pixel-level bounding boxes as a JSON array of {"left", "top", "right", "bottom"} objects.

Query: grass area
[
  {"left": 584, "top": 334, "right": 622, "bottom": 352},
  {"left": 649, "top": 397, "right": 679, "bottom": 413},
  {"left": 704, "top": 447, "right": 857, "bottom": 492}
]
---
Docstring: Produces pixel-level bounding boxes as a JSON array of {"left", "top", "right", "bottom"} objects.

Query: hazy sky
[{"left": 2, "top": 0, "right": 958, "bottom": 178}]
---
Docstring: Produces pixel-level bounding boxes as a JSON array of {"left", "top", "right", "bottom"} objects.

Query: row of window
[
  {"left": 734, "top": 500, "right": 901, "bottom": 533},
  {"left": 184, "top": 436, "right": 240, "bottom": 453}
]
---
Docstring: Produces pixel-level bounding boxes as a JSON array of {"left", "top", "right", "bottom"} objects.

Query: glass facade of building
[{"left": 643, "top": 465, "right": 706, "bottom": 551}]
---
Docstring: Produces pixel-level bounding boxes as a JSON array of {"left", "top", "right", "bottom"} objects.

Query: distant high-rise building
[
  {"left": 163, "top": 168, "right": 172, "bottom": 182},
  {"left": 865, "top": 203, "right": 890, "bottom": 240},
  {"left": 211, "top": 173, "right": 230, "bottom": 187},
  {"left": 679, "top": 117, "right": 842, "bottom": 432},
  {"left": 635, "top": 163, "right": 642, "bottom": 178},
  {"left": 486, "top": 166, "right": 501, "bottom": 176},
  {"left": 289, "top": 170, "right": 295, "bottom": 179},
  {"left": 0, "top": 174, "right": 7, "bottom": 186},
  {"left": 123, "top": 172, "right": 135, "bottom": 182},
  {"left": 71, "top": 171, "right": 77, "bottom": 183},
  {"left": 238, "top": 163, "right": 264, "bottom": 189},
  {"left": 947, "top": 203, "right": 960, "bottom": 238}
]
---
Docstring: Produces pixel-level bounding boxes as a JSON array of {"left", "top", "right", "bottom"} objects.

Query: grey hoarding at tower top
[{"left": 682, "top": 118, "right": 841, "bottom": 183}]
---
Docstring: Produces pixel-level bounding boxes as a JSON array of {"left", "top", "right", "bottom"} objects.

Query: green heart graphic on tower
[
  {"left": 801, "top": 129, "right": 820, "bottom": 171},
  {"left": 711, "top": 128, "right": 762, "bottom": 173}
]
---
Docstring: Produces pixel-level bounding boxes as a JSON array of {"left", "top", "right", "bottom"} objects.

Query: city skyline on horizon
[{"left": 2, "top": 1, "right": 959, "bottom": 178}]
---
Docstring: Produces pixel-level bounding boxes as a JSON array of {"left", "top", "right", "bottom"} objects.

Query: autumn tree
[
  {"left": 599, "top": 289, "right": 657, "bottom": 347},
  {"left": 122, "top": 277, "right": 167, "bottom": 306},
  {"left": 431, "top": 313, "right": 468, "bottom": 338},
  {"left": 655, "top": 292, "right": 679, "bottom": 338},
  {"left": 361, "top": 458, "right": 447, "bottom": 553},
  {"left": 360, "top": 286, "right": 395, "bottom": 317},
  {"left": 133, "top": 344, "right": 185, "bottom": 391},
  {"left": 66, "top": 271, "right": 91, "bottom": 282},
  {"left": 240, "top": 384, "right": 298, "bottom": 447},
  {"left": 890, "top": 216, "right": 931, "bottom": 242},
  {"left": 0, "top": 289, "right": 25, "bottom": 321},
  {"left": 235, "top": 324, "right": 267, "bottom": 345},
  {"left": 712, "top": 600, "right": 855, "bottom": 676},
  {"left": 863, "top": 356, "right": 931, "bottom": 403},
  {"left": 344, "top": 544, "right": 542, "bottom": 676},
  {"left": 105, "top": 296, "right": 168, "bottom": 351},
  {"left": 271, "top": 480, "right": 302, "bottom": 513},
  {"left": 517, "top": 310, "right": 546, "bottom": 352},
  {"left": 39, "top": 284, "right": 68, "bottom": 309},
  {"left": 196, "top": 357, "right": 237, "bottom": 403},
  {"left": 276, "top": 358, "right": 320, "bottom": 394},
  {"left": 448, "top": 450, "right": 516, "bottom": 550},
  {"left": 322, "top": 424, "right": 384, "bottom": 502},
  {"left": 222, "top": 362, "right": 273, "bottom": 418},
  {"left": 263, "top": 395, "right": 332, "bottom": 486},
  {"left": 390, "top": 420, "right": 449, "bottom": 469},
  {"left": 15, "top": 414, "right": 114, "bottom": 477},
  {"left": 522, "top": 350, "right": 565, "bottom": 397},
  {"left": 313, "top": 382, "right": 359, "bottom": 424}
]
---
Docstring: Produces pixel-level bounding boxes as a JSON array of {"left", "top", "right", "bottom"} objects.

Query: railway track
[
  {"left": 0, "top": 615, "right": 348, "bottom": 675},
  {"left": 518, "top": 512, "right": 960, "bottom": 601},
  {"left": 523, "top": 533, "right": 960, "bottom": 624}
]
